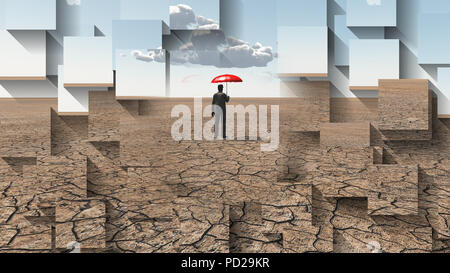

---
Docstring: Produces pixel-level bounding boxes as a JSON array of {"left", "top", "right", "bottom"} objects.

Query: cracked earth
[{"left": 0, "top": 88, "right": 449, "bottom": 253}]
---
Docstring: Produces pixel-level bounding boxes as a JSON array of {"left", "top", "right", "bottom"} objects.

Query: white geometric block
[
  {"left": 58, "top": 65, "right": 89, "bottom": 114},
  {"left": 437, "top": 68, "right": 450, "bottom": 117},
  {"left": 63, "top": 37, "right": 113, "bottom": 87},
  {"left": 112, "top": 20, "right": 167, "bottom": 69},
  {"left": 0, "top": 30, "right": 46, "bottom": 79},
  {"left": 418, "top": 13, "right": 450, "bottom": 64},
  {"left": 2, "top": 0, "right": 56, "bottom": 30},
  {"left": 347, "top": 0, "right": 397, "bottom": 27},
  {"left": 277, "top": 0, "right": 327, "bottom": 27},
  {"left": 334, "top": 15, "right": 384, "bottom": 66},
  {"left": 120, "top": 0, "right": 169, "bottom": 24},
  {"left": 349, "top": 39, "right": 399, "bottom": 89},
  {"left": 278, "top": 26, "right": 328, "bottom": 77},
  {"left": 115, "top": 49, "right": 167, "bottom": 98}
]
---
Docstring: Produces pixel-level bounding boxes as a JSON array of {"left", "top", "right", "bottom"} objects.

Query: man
[{"left": 212, "top": 84, "right": 230, "bottom": 140}]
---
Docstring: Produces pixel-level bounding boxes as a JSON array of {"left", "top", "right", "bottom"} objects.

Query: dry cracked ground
[{"left": 0, "top": 84, "right": 449, "bottom": 253}]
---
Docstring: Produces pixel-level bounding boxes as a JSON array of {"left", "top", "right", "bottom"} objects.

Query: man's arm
[{"left": 225, "top": 94, "right": 230, "bottom": 103}]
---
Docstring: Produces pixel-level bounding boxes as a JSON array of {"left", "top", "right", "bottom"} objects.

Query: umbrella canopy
[{"left": 211, "top": 74, "right": 243, "bottom": 84}]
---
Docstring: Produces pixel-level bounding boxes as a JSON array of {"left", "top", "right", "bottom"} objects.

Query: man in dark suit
[{"left": 212, "top": 84, "right": 230, "bottom": 140}]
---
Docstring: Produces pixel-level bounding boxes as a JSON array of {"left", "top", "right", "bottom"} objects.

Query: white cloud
[
  {"left": 366, "top": 0, "right": 381, "bottom": 6},
  {"left": 151, "top": 5, "right": 274, "bottom": 68},
  {"left": 198, "top": 24, "right": 219, "bottom": 30},
  {"left": 170, "top": 4, "right": 219, "bottom": 30},
  {"left": 165, "top": 33, "right": 274, "bottom": 68},
  {"left": 197, "top": 16, "right": 219, "bottom": 30},
  {"left": 132, "top": 50, "right": 154, "bottom": 62},
  {"left": 143, "top": 30, "right": 274, "bottom": 68},
  {"left": 132, "top": 49, "right": 165, "bottom": 63},
  {"left": 170, "top": 4, "right": 197, "bottom": 29},
  {"left": 227, "top": 37, "right": 247, "bottom": 47},
  {"left": 222, "top": 42, "right": 274, "bottom": 68},
  {"left": 66, "top": 0, "right": 81, "bottom": 6}
]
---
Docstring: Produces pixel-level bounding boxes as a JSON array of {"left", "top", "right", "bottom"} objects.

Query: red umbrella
[{"left": 211, "top": 74, "right": 243, "bottom": 95}]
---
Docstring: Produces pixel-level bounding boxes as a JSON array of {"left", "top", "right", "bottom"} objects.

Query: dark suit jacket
[{"left": 212, "top": 92, "right": 230, "bottom": 114}]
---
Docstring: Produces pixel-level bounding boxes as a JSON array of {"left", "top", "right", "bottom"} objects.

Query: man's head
[{"left": 218, "top": 84, "right": 224, "bottom": 93}]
